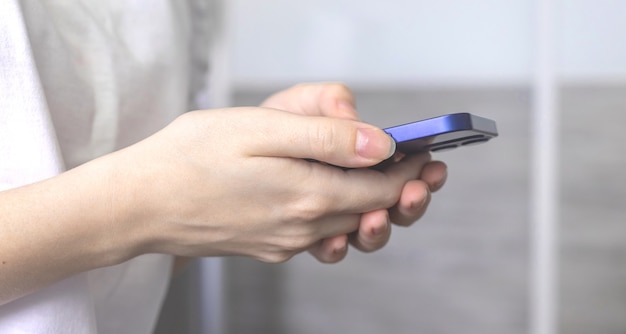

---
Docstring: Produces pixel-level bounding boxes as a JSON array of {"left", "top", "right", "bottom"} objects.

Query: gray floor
[{"left": 157, "top": 85, "right": 626, "bottom": 334}]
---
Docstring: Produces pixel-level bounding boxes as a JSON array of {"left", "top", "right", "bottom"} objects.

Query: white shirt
[{"left": 0, "top": 1, "right": 211, "bottom": 332}]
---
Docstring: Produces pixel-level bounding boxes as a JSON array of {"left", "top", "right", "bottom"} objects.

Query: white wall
[
  {"left": 558, "top": 0, "right": 626, "bottom": 82},
  {"left": 227, "top": 0, "right": 626, "bottom": 88}
]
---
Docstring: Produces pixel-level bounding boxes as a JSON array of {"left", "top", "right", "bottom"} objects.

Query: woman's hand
[
  {"left": 261, "top": 83, "right": 448, "bottom": 262},
  {"left": 0, "top": 97, "right": 443, "bottom": 304},
  {"left": 109, "top": 107, "right": 428, "bottom": 263}
]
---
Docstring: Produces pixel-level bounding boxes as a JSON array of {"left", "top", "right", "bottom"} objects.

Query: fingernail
[
  {"left": 410, "top": 189, "right": 430, "bottom": 210},
  {"left": 372, "top": 219, "right": 390, "bottom": 236},
  {"left": 334, "top": 244, "right": 347, "bottom": 255},
  {"left": 356, "top": 128, "right": 396, "bottom": 160},
  {"left": 433, "top": 169, "right": 448, "bottom": 190},
  {"left": 388, "top": 135, "right": 397, "bottom": 158}
]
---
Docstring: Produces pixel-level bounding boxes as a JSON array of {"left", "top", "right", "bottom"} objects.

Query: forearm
[
  {"left": 0, "top": 157, "right": 141, "bottom": 305},
  {"left": 0, "top": 104, "right": 441, "bottom": 304}
]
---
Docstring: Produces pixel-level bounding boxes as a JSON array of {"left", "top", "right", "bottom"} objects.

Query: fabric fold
[{"left": 0, "top": 0, "right": 97, "bottom": 333}]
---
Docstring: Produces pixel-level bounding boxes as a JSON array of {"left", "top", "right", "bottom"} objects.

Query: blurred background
[{"left": 156, "top": 0, "right": 626, "bottom": 333}]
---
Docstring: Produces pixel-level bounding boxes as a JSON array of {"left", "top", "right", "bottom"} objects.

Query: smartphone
[{"left": 383, "top": 113, "right": 498, "bottom": 153}]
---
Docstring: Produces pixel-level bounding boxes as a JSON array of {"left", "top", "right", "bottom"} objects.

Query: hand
[
  {"left": 261, "top": 83, "right": 448, "bottom": 262},
  {"left": 0, "top": 96, "right": 443, "bottom": 304},
  {"left": 108, "top": 107, "right": 426, "bottom": 263},
  {"left": 0, "top": 104, "right": 412, "bottom": 304}
]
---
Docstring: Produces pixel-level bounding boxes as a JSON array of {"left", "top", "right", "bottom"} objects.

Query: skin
[
  {"left": 260, "top": 83, "right": 447, "bottom": 262},
  {"left": 0, "top": 83, "right": 447, "bottom": 305}
]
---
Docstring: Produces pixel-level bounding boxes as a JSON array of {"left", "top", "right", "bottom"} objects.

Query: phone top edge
[
  {"left": 383, "top": 113, "right": 497, "bottom": 143},
  {"left": 468, "top": 113, "right": 498, "bottom": 137}
]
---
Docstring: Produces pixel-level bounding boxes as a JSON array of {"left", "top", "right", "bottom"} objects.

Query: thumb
[
  {"left": 261, "top": 82, "right": 360, "bottom": 120},
  {"left": 245, "top": 108, "right": 396, "bottom": 168}
]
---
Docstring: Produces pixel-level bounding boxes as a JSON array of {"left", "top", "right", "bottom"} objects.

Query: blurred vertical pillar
[
  {"left": 198, "top": 258, "right": 225, "bottom": 334},
  {"left": 199, "top": 0, "right": 231, "bottom": 333},
  {"left": 531, "top": 0, "right": 559, "bottom": 334}
]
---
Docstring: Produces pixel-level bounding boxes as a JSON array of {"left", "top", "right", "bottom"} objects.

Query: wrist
[
  {"left": 66, "top": 153, "right": 150, "bottom": 267},
  {"left": 0, "top": 155, "right": 147, "bottom": 303},
  {"left": 95, "top": 142, "right": 184, "bottom": 259}
]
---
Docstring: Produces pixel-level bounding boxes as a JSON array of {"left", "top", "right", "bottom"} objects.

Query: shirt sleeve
[{"left": 0, "top": 0, "right": 64, "bottom": 191}]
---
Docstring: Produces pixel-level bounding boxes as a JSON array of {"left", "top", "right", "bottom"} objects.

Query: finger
[
  {"left": 388, "top": 179, "right": 431, "bottom": 226},
  {"left": 315, "top": 214, "right": 362, "bottom": 240},
  {"left": 419, "top": 160, "right": 448, "bottom": 192},
  {"left": 243, "top": 108, "right": 395, "bottom": 167},
  {"left": 261, "top": 82, "right": 359, "bottom": 120},
  {"left": 312, "top": 153, "right": 431, "bottom": 215},
  {"left": 308, "top": 234, "right": 349, "bottom": 263},
  {"left": 349, "top": 209, "right": 391, "bottom": 252}
]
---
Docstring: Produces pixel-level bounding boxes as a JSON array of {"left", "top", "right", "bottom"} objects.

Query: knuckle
[
  {"left": 258, "top": 235, "right": 315, "bottom": 263},
  {"left": 281, "top": 235, "right": 314, "bottom": 252},
  {"left": 321, "top": 82, "right": 354, "bottom": 107},
  {"left": 381, "top": 190, "right": 401, "bottom": 208},
  {"left": 309, "top": 121, "right": 342, "bottom": 160},
  {"left": 257, "top": 251, "right": 295, "bottom": 264},
  {"left": 287, "top": 192, "right": 333, "bottom": 222},
  {"left": 324, "top": 82, "right": 352, "bottom": 96}
]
